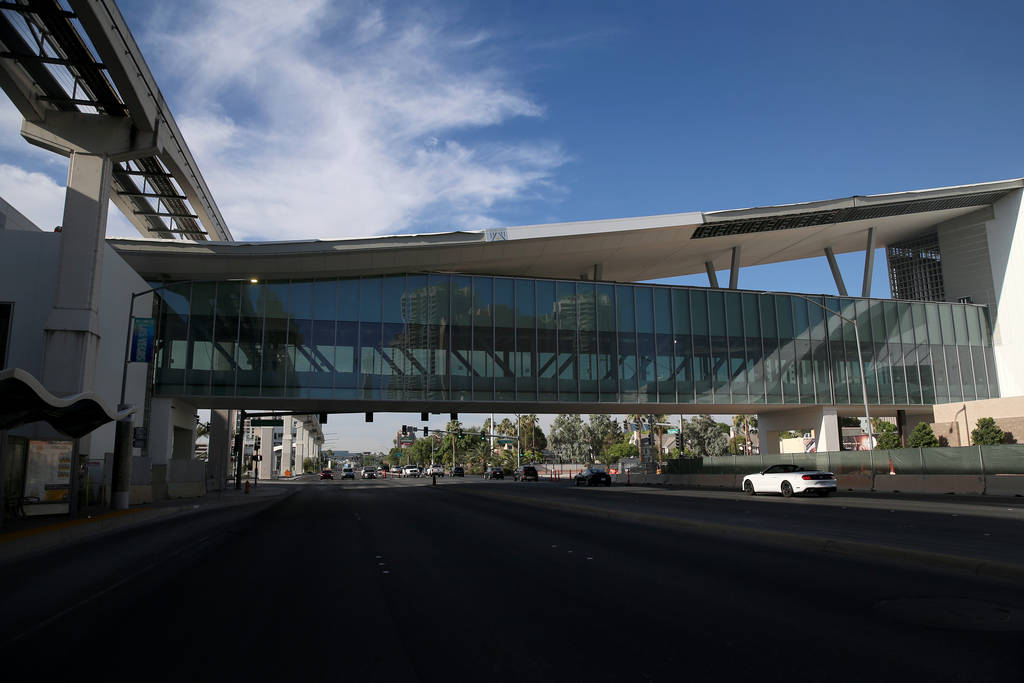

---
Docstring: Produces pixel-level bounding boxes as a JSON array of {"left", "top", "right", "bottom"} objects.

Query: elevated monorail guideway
[{"left": 0, "top": 0, "right": 231, "bottom": 241}]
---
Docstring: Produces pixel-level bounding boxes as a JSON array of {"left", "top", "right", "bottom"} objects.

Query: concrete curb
[
  {"left": 445, "top": 487, "right": 1024, "bottom": 584},
  {"left": 0, "top": 488, "right": 294, "bottom": 565}
]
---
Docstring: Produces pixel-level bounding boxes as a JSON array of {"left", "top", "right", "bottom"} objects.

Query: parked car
[
  {"left": 450, "top": 466, "right": 465, "bottom": 477},
  {"left": 514, "top": 465, "right": 538, "bottom": 482},
  {"left": 741, "top": 464, "right": 836, "bottom": 497},
  {"left": 403, "top": 465, "right": 421, "bottom": 477},
  {"left": 484, "top": 467, "right": 504, "bottom": 480},
  {"left": 361, "top": 467, "right": 376, "bottom": 479},
  {"left": 574, "top": 467, "right": 611, "bottom": 487},
  {"left": 319, "top": 469, "right": 333, "bottom": 480}
]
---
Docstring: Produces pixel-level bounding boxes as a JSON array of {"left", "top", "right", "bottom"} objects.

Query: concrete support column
[
  {"left": 208, "top": 409, "right": 232, "bottom": 491},
  {"left": 816, "top": 408, "right": 842, "bottom": 453},
  {"left": 279, "top": 416, "right": 293, "bottom": 477},
  {"left": 257, "top": 426, "right": 275, "bottom": 480},
  {"left": 41, "top": 151, "right": 113, "bottom": 396},
  {"left": 704, "top": 261, "right": 719, "bottom": 289},
  {"left": 729, "top": 246, "right": 741, "bottom": 289},
  {"left": 861, "top": 227, "right": 876, "bottom": 298},
  {"left": 824, "top": 247, "right": 848, "bottom": 297}
]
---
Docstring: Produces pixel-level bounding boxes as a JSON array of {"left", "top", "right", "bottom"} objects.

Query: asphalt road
[{"left": 3, "top": 478, "right": 1023, "bottom": 681}]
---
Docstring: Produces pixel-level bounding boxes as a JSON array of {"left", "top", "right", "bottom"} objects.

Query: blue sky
[{"left": 1, "top": 0, "right": 1021, "bottom": 451}]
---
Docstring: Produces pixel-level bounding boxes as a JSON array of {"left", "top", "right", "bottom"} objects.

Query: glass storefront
[{"left": 152, "top": 275, "right": 997, "bottom": 406}]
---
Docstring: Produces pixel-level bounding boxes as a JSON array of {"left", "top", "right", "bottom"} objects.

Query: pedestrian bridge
[{"left": 149, "top": 273, "right": 996, "bottom": 416}]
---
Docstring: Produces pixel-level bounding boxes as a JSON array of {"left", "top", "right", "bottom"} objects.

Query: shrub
[
  {"left": 971, "top": 417, "right": 1005, "bottom": 445},
  {"left": 907, "top": 422, "right": 939, "bottom": 448},
  {"left": 873, "top": 421, "right": 901, "bottom": 449}
]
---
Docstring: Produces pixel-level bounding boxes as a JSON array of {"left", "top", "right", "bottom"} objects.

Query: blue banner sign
[{"left": 130, "top": 317, "right": 155, "bottom": 362}]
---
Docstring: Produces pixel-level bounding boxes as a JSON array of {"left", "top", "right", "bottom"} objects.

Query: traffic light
[
  {"left": 254, "top": 436, "right": 261, "bottom": 452},
  {"left": 401, "top": 425, "right": 408, "bottom": 435},
  {"left": 319, "top": 412, "right": 328, "bottom": 424},
  {"left": 674, "top": 433, "right": 682, "bottom": 450},
  {"left": 457, "top": 430, "right": 464, "bottom": 440},
  {"left": 423, "top": 426, "right": 429, "bottom": 436},
  {"left": 480, "top": 430, "right": 486, "bottom": 441}
]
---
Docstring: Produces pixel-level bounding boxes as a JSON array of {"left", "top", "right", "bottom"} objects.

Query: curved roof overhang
[
  {"left": 107, "top": 178, "right": 1024, "bottom": 283},
  {"left": 0, "top": 368, "right": 134, "bottom": 438}
]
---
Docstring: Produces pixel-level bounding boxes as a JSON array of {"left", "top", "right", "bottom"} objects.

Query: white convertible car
[{"left": 742, "top": 464, "right": 837, "bottom": 497}]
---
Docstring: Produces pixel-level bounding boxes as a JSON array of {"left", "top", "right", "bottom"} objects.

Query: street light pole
[{"left": 759, "top": 291, "right": 874, "bottom": 452}]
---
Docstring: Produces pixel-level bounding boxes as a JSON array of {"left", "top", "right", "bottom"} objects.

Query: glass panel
[
  {"left": 495, "top": 278, "right": 516, "bottom": 400},
  {"left": 654, "top": 288, "right": 673, "bottom": 402},
  {"left": 285, "top": 280, "right": 313, "bottom": 398},
  {"left": 334, "top": 279, "right": 359, "bottom": 393},
  {"left": 405, "top": 274, "right": 428, "bottom": 399},
  {"left": 260, "top": 282, "right": 289, "bottom": 398},
  {"left": 537, "top": 280, "right": 557, "bottom": 400},
  {"left": 762, "top": 296, "right": 782, "bottom": 404},
  {"left": 235, "top": 282, "right": 264, "bottom": 397},
  {"left": 427, "top": 274, "right": 450, "bottom": 400},
  {"left": 691, "top": 290, "right": 712, "bottom": 403},
  {"left": 958, "top": 345, "right": 976, "bottom": 401},
  {"left": 155, "top": 282, "right": 191, "bottom": 392},
  {"left": 450, "top": 276, "right": 473, "bottom": 400},
  {"left": 972, "top": 347, "right": 988, "bottom": 399},
  {"left": 725, "top": 292, "right": 746, "bottom": 401},
  {"left": 556, "top": 281, "right": 578, "bottom": 400},
  {"left": 212, "top": 281, "right": 241, "bottom": 397},
  {"left": 185, "top": 282, "right": 215, "bottom": 396},
  {"left": 359, "top": 278, "right": 384, "bottom": 399},
  {"left": 952, "top": 306, "right": 969, "bottom": 345},
  {"left": 742, "top": 293, "right": 763, "bottom": 403},
  {"left": 966, "top": 307, "right": 983, "bottom": 346},
  {"left": 515, "top": 279, "right": 536, "bottom": 400},
  {"left": 597, "top": 284, "right": 617, "bottom": 401},
  {"left": 616, "top": 285, "right": 637, "bottom": 402},
  {"left": 672, "top": 289, "right": 694, "bottom": 402},
  {"left": 636, "top": 287, "right": 655, "bottom": 403},
  {"left": 945, "top": 346, "right": 963, "bottom": 402},
  {"left": 473, "top": 276, "right": 494, "bottom": 399}
]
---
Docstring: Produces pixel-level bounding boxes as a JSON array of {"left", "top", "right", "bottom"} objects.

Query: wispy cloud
[{"left": 142, "top": 0, "right": 566, "bottom": 241}]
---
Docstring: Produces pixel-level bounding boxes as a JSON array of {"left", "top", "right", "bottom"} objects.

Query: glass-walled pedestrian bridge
[{"left": 151, "top": 274, "right": 997, "bottom": 412}]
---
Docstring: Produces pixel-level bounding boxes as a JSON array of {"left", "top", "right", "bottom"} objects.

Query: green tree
[
  {"left": 302, "top": 456, "right": 318, "bottom": 473},
  {"left": 871, "top": 420, "right": 901, "bottom": 449},
  {"left": 839, "top": 416, "right": 861, "bottom": 428},
  {"left": 971, "top": 417, "right": 1005, "bottom": 445},
  {"left": 517, "top": 414, "right": 547, "bottom": 452},
  {"left": 604, "top": 442, "right": 638, "bottom": 466},
  {"left": 584, "top": 414, "right": 621, "bottom": 462},
  {"left": 549, "top": 414, "right": 588, "bottom": 462},
  {"left": 727, "top": 435, "right": 744, "bottom": 455},
  {"left": 683, "top": 415, "right": 728, "bottom": 457},
  {"left": 908, "top": 422, "right": 939, "bottom": 448}
]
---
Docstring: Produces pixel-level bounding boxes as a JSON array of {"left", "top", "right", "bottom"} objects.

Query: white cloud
[
  {"left": 0, "top": 164, "right": 64, "bottom": 230},
  {"left": 144, "top": 0, "right": 566, "bottom": 241}
]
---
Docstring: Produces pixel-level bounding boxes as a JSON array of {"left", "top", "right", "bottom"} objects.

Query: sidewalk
[{"left": 0, "top": 479, "right": 305, "bottom": 565}]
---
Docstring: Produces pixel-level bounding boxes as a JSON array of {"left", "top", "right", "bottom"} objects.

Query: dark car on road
[
  {"left": 574, "top": 467, "right": 611, "bottom": 487},
  {"left": 484, "top": 467, "right": 504, "bottom": 480},
  {"left": 514, "top": 465, "right": 539, "bottom": 482},
  {"left": 320, "top": 469, "right": 333, "bottom": 480},
  {"left": 450, "top": 466, "right": 465, "bottom": 477}
]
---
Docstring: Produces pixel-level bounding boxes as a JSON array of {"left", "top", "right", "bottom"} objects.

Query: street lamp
[{"left": 758, "top": 291, "right": 874, "bottom": 453}]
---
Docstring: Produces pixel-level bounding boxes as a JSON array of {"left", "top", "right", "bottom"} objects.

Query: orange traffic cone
[{"left": 888, "top": 457, "right": 895, "bottom": 476}]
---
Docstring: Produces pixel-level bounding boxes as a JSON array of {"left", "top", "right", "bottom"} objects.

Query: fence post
[{"left": 978, "top": 445, "right": 987, "bottom": 495}]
